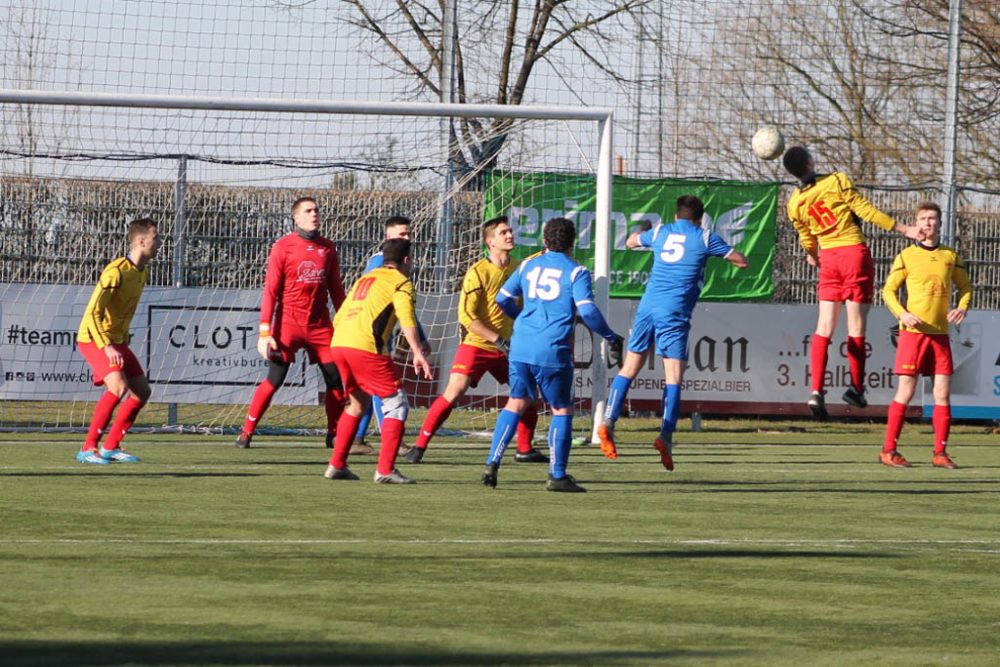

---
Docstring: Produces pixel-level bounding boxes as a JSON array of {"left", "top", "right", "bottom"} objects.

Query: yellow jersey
[
  {"left": 458, "top": 257, "right": 516, "bottom": 351},
  {"left": 786, "top": 172, "right": 895, "bottom": 255},
  {"left": 77, "top": 257, "right": 149, "bottom": 348},
  {"left": 883, "top": 243, "right": 972, "bottom": 335},
  {"left": 332, "top": 267, "right": 418, "bottom": 354}
]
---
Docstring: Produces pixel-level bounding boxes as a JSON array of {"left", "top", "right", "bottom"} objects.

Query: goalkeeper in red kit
[
  {"left": 236, "top": 197, "right": 347, "bottom": 448},
  {"left": 783, "top": 146, "right": 923, "bottom": 418}
]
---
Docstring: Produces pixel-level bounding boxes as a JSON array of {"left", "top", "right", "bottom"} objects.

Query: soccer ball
[{"left": 751, "top": 126, "right": 785, "bottom": 161}]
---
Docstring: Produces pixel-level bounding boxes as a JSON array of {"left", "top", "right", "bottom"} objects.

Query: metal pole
[
  {"left": 167, "top": 156, "right": 187, "bottom": 427},
  {"left": 435, "top": 0, "right": 458, "bottom": 292},
  {"left": 941, "top": 0, "right": 963, "bottom": 246},
  {"left": 590, "top": 115, "right": 613, "bottom": 444}
]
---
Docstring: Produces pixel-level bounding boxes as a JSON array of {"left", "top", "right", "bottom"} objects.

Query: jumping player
[
  {"left": 325, "top": 238, "right": 432, "bottom": 484},
  {"left": 235, "top": 197, "right": 346, "bottom": 449},
  {"left": 880, "top": 202, "right": 972, "bottom": 469},
  {"left": 75, "top": 217, "right": 161, "bottom": 464},
  {"left": 406, "top": 217, "right": 542, "bottom": 464},
  {"left": 596, "top": 195, "right": 748, "bottom": 470},
  {"left": 783, "top": 146, "right": 923, "bottom": 417},
  {"left": 483, "top": 217, "right": 622, "bottom": 493}
]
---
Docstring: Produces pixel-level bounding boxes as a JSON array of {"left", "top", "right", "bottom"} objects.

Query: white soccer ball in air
[{"left": 752, "top": 126, "right": 785, "bottom": 161}]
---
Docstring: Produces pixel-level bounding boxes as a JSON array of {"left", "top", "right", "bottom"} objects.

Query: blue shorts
[
  {"left": 627, "top": 309, "right": 691, "bottom": 361},
  {"left": 508, "top": 361, "right": 574, "bottom": 409}
]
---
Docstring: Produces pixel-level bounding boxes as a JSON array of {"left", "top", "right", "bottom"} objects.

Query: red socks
[
  {"left": 415, "top": 396, "right": 454, "bottom": 449},
  {"left": 933, "top": 405, "right": 951, "bottom": 454},
  {"left": 243, "top": 379, "right": 277, "bottom": 435},
  {"left": 102, "top": 395, "right": 146, "bottom": 450},
  {"left": 847, "top": 336, "right": 866, "bottom": 392},
  {"left": 377, "top": 417, "right": 406, "bottom": 475},
  {"left": 809, "top": 334, "right": 830, "bottom": 393},
  {"left": 516, "top": 402, "right": 539, "bottom": 453},
  {"left": 330, "top": 413, "right": 361, "bottom": 469},
  {"left": 324, "top": 388, "right": 346, "bottom": 437},
  {"left": 84, "top": 391, "right": 121, "bottom": 450},
  {"left": 883, "top": 401, "right": 906, "bottom": 452}
]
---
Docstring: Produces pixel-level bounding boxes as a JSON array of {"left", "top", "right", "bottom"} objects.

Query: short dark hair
[
  {"left": 482, "top": 216, "right": 509, "bottom": 243},
  {"left": 292, "top": 196, "right": 316, "bottom": 214},
  {"left": 675, "top": 195, "right": 704, "bottom": 222},
  {"left": 782, "top": 146, "right": 813, "bottom": 179},
  {"left": 916, "top": 201, "right": 942, "bottom": 217},
  {"left": 381, "top": 237, "right": 411, "bottom": 265},
  {"left": 127, "top": 217, "right": 157, "bottom": 246},
  {"left": 543, "top": 217, "right": 576, "bottom": 253},
  {"left": 384, "top": 216, "right": 411, "bottom": 232}
]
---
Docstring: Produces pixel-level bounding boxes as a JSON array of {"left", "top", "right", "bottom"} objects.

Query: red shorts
[
  {"left": 894, "top": 330, "right": 953, "bottom": 376},
  {"left": 817, "top": 243, "right": 874, "bottom": 303},
  {"left": 78, "top": 341, "right": 144, "bottom": 385},
  {"left": 272, "top": 323, "right": 335, "bottom": 365},
  {"left": 330, "top": 347, "right": 401, "bottom": 398},
  {"left": 450, "top": 344, "right": 508, "bottom": 386}
]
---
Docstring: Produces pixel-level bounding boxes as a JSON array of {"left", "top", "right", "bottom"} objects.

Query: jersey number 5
[
  {"left": 659, "top": 234, "right": 687, "bottom": 263},
  {"left": 525, "top": 266, "right": 562, "bottom": 301}
]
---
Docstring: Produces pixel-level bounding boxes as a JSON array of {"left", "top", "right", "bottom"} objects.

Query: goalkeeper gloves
[
  {"left": 608, "top": 334, "right": 624, "bottom": 368},
  {"left": 495, "top": 336, "right": 511, "bottom": 356}
]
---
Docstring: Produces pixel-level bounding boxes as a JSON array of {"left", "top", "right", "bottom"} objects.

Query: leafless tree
[{"left": 334, "top": 0, "right": 650, "bottom": 181}]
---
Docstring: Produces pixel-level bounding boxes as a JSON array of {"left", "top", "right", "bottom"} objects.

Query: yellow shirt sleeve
[
  {"left": 881, "top": 252, "right": 907, "bottom": 320},
  {"left": 838, "top": 173, "right": 895, "bottom": 232},
  {"left": 393, "top": 278, "right": 418, "bottom": 329},
  {"left": 953, "top": 256, "right": 973, "bottom": 312},
  {"left": 458, "top": 265, "right": 483, "bottom": 332}
]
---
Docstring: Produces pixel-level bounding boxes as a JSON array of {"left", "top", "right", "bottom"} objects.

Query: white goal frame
[{"left": 0, "top": 89, "right": 615, "bottom": 442}]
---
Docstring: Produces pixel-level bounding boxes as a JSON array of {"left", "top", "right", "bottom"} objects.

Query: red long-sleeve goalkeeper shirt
[{"left": 259, "top": 232, "right": 346, "bottom": 333}]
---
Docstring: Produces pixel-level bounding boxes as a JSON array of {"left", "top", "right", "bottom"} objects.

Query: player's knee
[
  {"left": 318, "top": 362, "right": 342, "bottom": 390},
  {"left": 380, "top": 390, "right": 409, "bottom": 421},
  {"left": 266, "top": 360, "right": 290, "bottom": 387}
]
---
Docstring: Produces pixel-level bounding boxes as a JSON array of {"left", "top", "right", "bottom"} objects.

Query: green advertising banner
[{"left": 483, "top": 172, "right": 777, "bottom": 300}]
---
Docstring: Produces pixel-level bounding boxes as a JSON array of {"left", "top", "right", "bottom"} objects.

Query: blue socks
[
  {"left": 604, "top": 374, "right": 632, "bottom": 424},
  {"left": 487, "top": 409, "right": 521, "bottom": 465},
  {"left": 660, "top": 384, "right": 680, "bottom": 441},
  {"left": 548, "top": 414, "right": 573, "bottom": 479}
]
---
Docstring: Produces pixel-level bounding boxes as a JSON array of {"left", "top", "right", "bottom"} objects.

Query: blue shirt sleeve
[
  {"left": 706, "top": 231, "right": 733, "bottom": 258},
  {"left": 571, "top": 268, "right": 616, "bottom": 340},
  {"left": 638, "top": 227, "right": 656, "bottom": 249},
  {"left": 496, "top": 268, "right": 523, "bottom": 319}
]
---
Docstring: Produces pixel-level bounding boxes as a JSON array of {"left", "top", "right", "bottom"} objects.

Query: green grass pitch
[{"left": 2, "top": 418, "right": 999, "bottom": 666}]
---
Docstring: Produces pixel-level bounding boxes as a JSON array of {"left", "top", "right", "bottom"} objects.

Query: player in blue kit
[
  {"left": 597, "top": 195, "right": 748, "bottom": 470},
  {"left": 482, "top": 216, "right": 623, "bottom": 493}
]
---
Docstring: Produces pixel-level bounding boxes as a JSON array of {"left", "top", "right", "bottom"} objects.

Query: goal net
[{"left": 0, "top": 92, "right": 613, "bottom": 438}]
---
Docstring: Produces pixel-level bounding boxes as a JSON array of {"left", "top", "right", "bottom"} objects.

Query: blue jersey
[
  {"left": 636, "top": 219, "right": 733, "bottom": 318},
  {"left": 499, "top": 250, "right": 597, "bottom": 368},
  {"left": 364, "top": 252, "right": 384, "bottom": 273}
]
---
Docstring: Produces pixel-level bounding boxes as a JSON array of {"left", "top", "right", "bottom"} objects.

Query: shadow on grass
[
  {"left": 0, "top": 472, "right": 262, "bottom": 479},
  {"left": 1, "top": 641, "right": 741, "bottom": 666}
]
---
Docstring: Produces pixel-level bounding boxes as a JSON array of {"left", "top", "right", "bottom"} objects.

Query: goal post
[{"left": 0, "top": 89, "right": 614, "bottom": 441}]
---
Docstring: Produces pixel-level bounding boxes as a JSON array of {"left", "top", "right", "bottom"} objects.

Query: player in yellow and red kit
[
  {"left": 324, "top": 238, "right": 432, "bottom": 484},
  {"left": 235, "top": 197, "right": 347, "bottom": 449},
  {"left": 880, "top": 202, "right": 972, "bottom": 469},
  {"left": 405, "top": 217, "right": 542, "bottom": 464},
  {"left": 76, "top": 217, "right": 161, "bottom": 464},
  {"left": 783, "top": 146, "right": 923, "bottom": 417}
]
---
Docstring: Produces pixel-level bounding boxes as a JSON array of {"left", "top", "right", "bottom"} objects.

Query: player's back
[
  {"left": 786, "top": 172, "right": 884, "bottom": 250},
  {"left": 332, "top": 266, "right": 415, "bottom": 354},
  {"left": 639, "top": 219, "right": 731, "bottom": 316},
  {"left": 507, "top": 250, "right": 586, "bottom": 368}
]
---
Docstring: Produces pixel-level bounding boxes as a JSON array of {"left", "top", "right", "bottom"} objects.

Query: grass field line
[{"left": 3, "top": 537, "right": 1000, "bottom": 547}]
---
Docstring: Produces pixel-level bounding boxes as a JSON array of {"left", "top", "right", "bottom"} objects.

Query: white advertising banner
[
  {"left": 3, "top": 283, "right": 997, "bottom": 417},
  {"left": 0, "top": 284, "right": 315, "bottom": 404},
  {"left": 462, "top": 300, "right": 1000, "bottom": 419}
]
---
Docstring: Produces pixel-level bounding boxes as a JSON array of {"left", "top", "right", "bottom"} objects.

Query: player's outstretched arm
[
  {"left": 400, "top": 325, "right": 432, "bottom": 379},
  {"left": 726, "top": 250, "right": 749, "bottom": 269}
]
